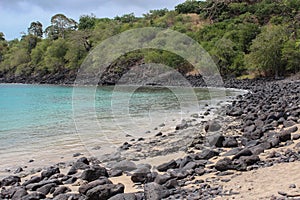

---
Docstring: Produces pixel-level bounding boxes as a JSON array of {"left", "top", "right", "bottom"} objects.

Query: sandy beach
[{"left": 1, "top": 78, "right": 299, "bottom": 200}]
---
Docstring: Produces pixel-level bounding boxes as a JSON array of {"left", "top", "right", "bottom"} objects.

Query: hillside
[{"left": 0, "top": 0, "right": 300, "bottom": 84}]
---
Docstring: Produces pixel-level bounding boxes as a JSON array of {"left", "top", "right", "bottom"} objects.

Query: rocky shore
[{"left": 1, "top": 77, "right": 299, "bottom": 200}]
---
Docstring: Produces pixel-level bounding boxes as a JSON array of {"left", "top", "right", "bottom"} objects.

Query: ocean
[{"left": 0, "top": 84, "right": 242, "bottom": 174}]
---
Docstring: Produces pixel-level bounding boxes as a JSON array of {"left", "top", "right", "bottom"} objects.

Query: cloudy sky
[{"left": 0, "top": 0, "right": 185, "bottom": 40}]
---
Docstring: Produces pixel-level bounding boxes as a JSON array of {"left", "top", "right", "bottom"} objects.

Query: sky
[{"left": 0, "top": 0, "right": 185, "bottom": 41}]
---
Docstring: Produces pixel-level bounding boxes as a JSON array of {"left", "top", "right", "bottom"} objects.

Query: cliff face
[
  {"left": 0, "top": 69, "right": 77, "bottom": 85},
  {"left": 0, "top": 58, "right": 144, "bottom": 85},
  {"left": 0, "top": 56, "right": 205, "bottom": 87}
]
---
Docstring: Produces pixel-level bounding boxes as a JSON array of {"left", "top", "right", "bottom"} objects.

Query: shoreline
[
  {"left": 0, "top": 83, "right": 242, "bottom": 176},
  {"left": 1, "top": 78, "right": 299, "bottom": 199}
]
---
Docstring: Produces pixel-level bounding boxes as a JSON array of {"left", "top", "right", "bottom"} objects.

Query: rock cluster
[{"left": 1, "top": 78, "right": 299, "bottom": 199}]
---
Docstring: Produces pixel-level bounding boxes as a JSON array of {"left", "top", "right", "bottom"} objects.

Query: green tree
[
  {"left": 282, "top": 39, "right": 300, "bottom": 74},
  {"left": 64, "top": 31, "right": 90, "bottom": 69},
  {"left": 0, "top": 33, "right": 7, "bottom": 62},
  {"left": 21, "top": 34, "right": 40, "bottom": 53},
  {"left": 114, "top": 13, "right": 137, "bottom": 23},
  {"left": 0, "top": 32, "right": 5, "bottom": 41},
  {"left": 143, "top": 9, "right": 168, "bottom": 20},
  {"left": 91, "top": 19, "right": 119, "bottom": 45},
  {"left": 78, "top": 14, "right": 96, "bottom": 30},
  {"left": 45, "top": 14, "right": 77, "bottom": 39},
  {"left": 30, "top": 39, "right": 51, "bottom": 68},
  {"left": 210, "top": 37, "right": 237, "bottom": 75},
  {"left": 246, "top": 25, "right": 288, "bottom": 77},
  {"left": 28, "top": 21, "right": 43, "bottom": 37},
  {"left": 224, "top": 22, "right": 260, "bottom": 53},
  {"left": 175, "top": 0, "right": 202, "bottom": 14},
  {"left": 43, "top": 38, "right": 67, "bottom": 72}
]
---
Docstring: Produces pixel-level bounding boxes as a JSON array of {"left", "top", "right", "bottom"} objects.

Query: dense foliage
[{"left": 1, "top": 0, "right": 300, "bottom": 82}]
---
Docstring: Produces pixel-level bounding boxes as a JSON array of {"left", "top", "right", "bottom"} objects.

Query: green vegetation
[{"left": 1, "top": 0, "right": 300, "bottom": 82}]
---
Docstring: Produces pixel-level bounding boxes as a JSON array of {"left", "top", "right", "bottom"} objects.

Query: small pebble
[
  {"left": 289, "top": 184, "right": 296, "bottom": 188},
  {"left": 278, "top": 191, "right": 287, "bottom": 196}
]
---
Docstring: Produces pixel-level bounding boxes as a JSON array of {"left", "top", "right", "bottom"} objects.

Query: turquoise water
[{"left": 0, "top": 84, "right": 242, "bottom": 172}]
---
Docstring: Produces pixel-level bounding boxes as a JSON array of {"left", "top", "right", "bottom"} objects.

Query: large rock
[
  {"left": 41, "top": 167, "right": 60, "bottom": 179},
  {"left": 223, "top": 148, "right": 243, "bottom": 156},
  {"left": 131, "top": 167, "right": 151, "bottom": 183},
  {"left": 254, "top": 119, "right": 264, "bottom": 129},
  {"left": 167, "top": 169, "right": 189, "bottom": 180},
  {"left": 79, "top": 178, "right": 112, "bottom": 195},
  {"left": 68, "top": 158, "right": 90, "bottom": 175},
  {"left": 283, "top": 120, "right": 296, "bottom": 128},
  {"left": 243, "top": 124, "right": 256, "bottom": 133},
  {"left": 144, "top": 182, "right": 170, "bottom": 200},
  {"left": 0, "top": 175, "right": 21, "bottom": 186},
  {"left": 181, "top": 161, "right": 197, "bottom": 171},
  {"left": 279, "top": 131, "right": 292, "bottom": 142},
  {"left": 25, "top": 179, "right": 61, "bottom": 191},
  {"left": 279, "top": 126, "right": 298, "bottom": 142},
  {"left": 2, "top": 187, "right": 28, "bottom": 200},
  {"left": 67, "top": 166, "right": 78, "bottom": 175},
  {"left": 207, "top": 133, "right": 225, "bottom": 147},
  {"left": 239, "top": 155, "right": 260, "bottom": 166},
  {"left": 243, "top": 130, "right": 263, "bottom": 140},
  {"left": 52, "top": 186, "right": 71, "bottom": 197},
  {"left": 111, "top": 160, "right": 137, "bottom": 172},
  {"left": 81, "top": 165, "right": 109, "bottom": 182},
  {"left": 20, "top": 192, "right": 46, "bottom": 200},
  {"left": 249, "top": 145, "right": 265, "bottom": 155},
  {"left": 267, "top": 137, "right": 280, "bottom": 148},
  {"left": 154, "top": 174, "right": 172, "bottom": 185},
  {"left": 85, "top": 183, "right": 125, "bottom": 200},
  {"left": 233, "top": 155, "right": 260, "bottom": 171},
  {"left": 77, "top": 157, "right": 90, "bottom": 165},
  {"left": 22, "top": 176, "right": 41, "bottom": 186},
  {"left": 109, "top": 169, "right": 123, "bottom": 177},
  {"left": 36, "top": 183, "right": 56, "bottom": 196},
  {"left": 205, "top": 121, "right": 222, "bottom": 132},
  {"left": 53, "top": 193, "right": 86, "bottom": 200},
  {"left": 11, "top": 188, "right": 28, "bottom": 200},
  {"left": 223, "top": 137, "right": 238, "bottom": 147},
  {"left": 163, "top": 179, "right": 178, "bottom": 189},
  {"left": 156, "top": 160, "right": 177, "bottom": 172},
  {"left": 72, "top": 161, "right": 89, "bottom": 170},
  {"left": 179, "top": 156, "right": 193, "bottom": 168},
  {"left": 195, "top": 149, "right": 219, "bottom": 160},
  {"left": 232, "top": 148, "right": 252, "bottom": 160},
  {"left": 108, "top": 193, "right": 137, "bottom": 200},
  {"left": 215, "top": 158, "right": 233, "bottom": 172}
]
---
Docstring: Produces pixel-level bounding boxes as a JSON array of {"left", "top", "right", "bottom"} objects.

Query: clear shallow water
[{"left": 0, "top": 84, "right": 243, "bottom": 173}]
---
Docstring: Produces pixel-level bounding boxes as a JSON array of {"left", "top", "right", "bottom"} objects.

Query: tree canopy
[{"left": 0, "top": 0, "right": 300, "bottom": 82}]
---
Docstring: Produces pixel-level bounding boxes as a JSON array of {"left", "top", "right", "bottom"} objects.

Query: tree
[
  {"left": 0, "top": 32, "right": 7, "bottom": 62},
  {"left": 45, "top": 14, "right": 77, "bottom": 39},
  {"left": 0, "top": 32, "right": 5, "bottom": 41},
  {"left": 143, "top": 9, "right": 168, "bottom": 20},
  {"left": 210, "top": 37, "right": 237, "bottom": 75},
  {"left": 246, "top": 25, "right": 288, "bottom": 77},
  {"left": 78, "top": 14, "right": 96, "bottom": 30},
  {"left": 64, "top": 31, "right": 90, "bottom": 69},
  {"left": 114, "top": 13, "right": 137, "bottom": 23},
  {"left": 21, "top": 34, "right": 40, "bottom": 53},
  {"left": 43, "top": 38, "right": 67, "bottom": 72},
  {"left": 282, "top": 39, "right": 300, "bottom": 74},
  {"left": 30, "top": 39, "right": 51, "bottom": 68},
  {"left": 28, "top": 21, "right": 43, "bottom": 37},
  {"left": 224, "top": 23, "right": 260, "bottom": 53},
  {"left": 175, "top": 0, "right": 202, "bottom": 14}
]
